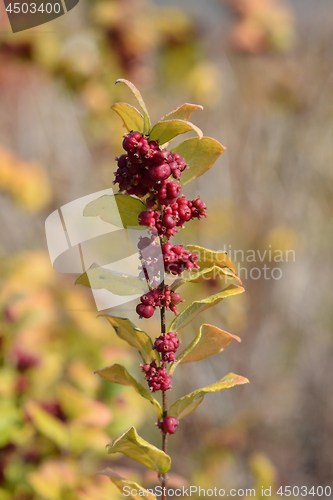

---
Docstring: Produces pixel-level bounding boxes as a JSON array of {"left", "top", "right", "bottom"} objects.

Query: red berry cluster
[
  {"left": 114, "top": 131, "right": 188, "bottom": 197},
  {"left": 138, "top": 195, "right": 207, "bottom": 239},
  {"left": 157, "top": 416, "right": 179, "bottom": 435},
  {"left": 162, "top": 243, "right": 199, "bottom": 275},
  {"left": 141, "top": 361, "right": 172, "bottom": 392},
  {"left": 154, "top": 331, "right": 180, "bottom": 363},
  {"left": 112, "top": 129, "right": 209, "bottom": 438},
  {"left": 136, "top": 287, "right": 183, "bottom": 319}
]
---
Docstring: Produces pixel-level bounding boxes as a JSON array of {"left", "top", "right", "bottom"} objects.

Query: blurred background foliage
[{"left": 0, "top": 0, "right": 333, "bottom": 498}]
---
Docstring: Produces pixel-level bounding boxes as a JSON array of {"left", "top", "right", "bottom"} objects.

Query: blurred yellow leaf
[
  {"left": 57, "top": 383, "right": 112, "bottom": 427},
  {"left": 29, "top": 460, "right": 77, "bottom": 500},
  {"left": 0, "top": 146, "right": 51, "bottom": 212},
  {"left": 98, "top": 468, "right": 157, "bottom": 500},
  {"left": 25, "top": 401, "right": 69, "bottom": 449}
]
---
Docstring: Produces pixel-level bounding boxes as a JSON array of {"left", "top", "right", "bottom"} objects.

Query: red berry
[
  {"left": 136, "top": 304, "right": 154, "bottom": 318},
  {"left": 148, "top": 140, "right": 159, "bottom": 150},
  {"left": 162, "top": 214, "right": 177, "bottom": 229},
  {"left": 149, "top": 163, "right": 171, "bottom": 181},
  {"left": 158, "top": 198, "right": 171, "bottom": 206},
  {"left": 167, "top": 181, "right": 181, "bottom": 199},
  {"left": 163, "top": 416, "right": 179, "bottom": 434},
  {"left": 140, "top": 293, "right": 154, "bottom": 306},
  {"left": 178, "top": 206, "right": 192, "bottom": 221},
  {"left": 173, "top": 245, "right": 182, "bottom": 256},
  {"left": 177, "top": 196, "right": 188, "bottom": 205},
  {"left": 170, "top": 292, "right": 182, "bottom": 305},
  {"left": 172, "top": 169, "right": 181, "bottom": 180},
  {"left": 153, "top": 150, "right": 170, "bottom": 164},
  {"left": 165, "top": 229, "right": 176, "bottom": 238},
  {"left": 137, "top": 237, "right": 152, "bottom": 250},
  {"left": 160, "top": 377, "right": 172, "bottom": 391},
  {"left": 117, "top": 154, "right": 127, "bottom": 168},
  {"left": 123, "top": 131, "right": 142, "bottom": 152},
  {"left": 162, "top": 243, "right": 173, "bottom": 254},
  {"left": 138, "top": 210, "right": 156, "bottom": 227}
]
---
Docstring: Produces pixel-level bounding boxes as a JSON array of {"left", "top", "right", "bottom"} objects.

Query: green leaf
[
  {"left": 159, "top": 103, "right": 203, "bottom": 122},
  {"left": 116, "top": 79, "right": 151, "bottom": 134},
  {"left": 169, "top": 284, "right": 245, "bottom": 332},
  {"left": 149, "top": 119, "right": 203, "bottom": 146},
  {"left": 106, "top": 427, "right": 171, "bottom": 474},
  {"left": 171, "top": 136, "right": 225, "bottom": 185},
  {"left": 185, "top": 244, "right": 238, "bottom": 275},
  {"left": 95, "top": 364, "right": 162, "bottom": 419},
  {"left": 101, "top": 316, "right": 156, "bottom": 364},
  {"left": 83, "top": 193, "right": 147, "bottom": 229},
  {"left": 76, "top": 263, "right": 148, "bottom": 296},
  {"left": 170, "top": 324, "right": 241, "bottom": 374},
  {"left": 111, "top": 102, "right": 145, "bottom": 134},
  {"left": 171, "top": 265, "right": 242, "bottom": 290},
  {"left": 98, "top": 468, "right": 157, "bottom": 500},
  {"left": 25, "top": 401, "right": 69, "bottom": 449},
  {"left": 169, "top": 373, "right": 249, "bottom": 420}
]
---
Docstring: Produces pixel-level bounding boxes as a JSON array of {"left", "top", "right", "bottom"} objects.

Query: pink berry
[
  {"left": 153, "top": 150, "right": 170, "bottom": 164},
  {"left": 162, "top": 243, "right": 173, "bottom": 254},
  {"left": 138, "top": 210, "right": 155, "bottom": 227},
  {"left": 167, "top": 181, "right": 181, "bottom": 199},
  {"left": 117, "top": 154, "right": 127, "bottom": 168},
  {"left": 149, "top": 163, "right": 171, "bottom": 181},
  {"left": 177, "top": 196, "right": 188, "bottom": 205},
  {"left": 148, "top": 140, "right": 159, "bottom": 150},
  {"left": 137, "top": 237, "right": 152, "bottom": 250},
  {"left": 140, "top": 293, "right": 154, "bottom": 306},
  {"left": 162, "top": 214, "right": 177, "bottom": 229},
  {"left": 136, "top": 304, "right": 154, "bottom": 318},
  {"left": 160, "top": 377, "right": 172, "bottom": 391},
  {"left": 170, "top": 292, "right": 182, "bottom": 305},
  {"left": 163, "top": 416, "right": 179, "bottom": 434},
  {"left": 173, "top": 245, "right": 182, "bottom": 256},
  {"left": 178, "top": 206, "right": 192, "bottom": 221},
  {"left": 123, "top": 131, "right": 142, "bottom": 152}
]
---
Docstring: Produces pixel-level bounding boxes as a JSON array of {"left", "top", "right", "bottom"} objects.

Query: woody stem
[{"left": 160, "top": 304, "right": 168, "bottom": 500}]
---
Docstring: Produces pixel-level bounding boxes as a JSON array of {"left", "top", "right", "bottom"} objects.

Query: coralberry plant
[{"left": 76, "top": 79, "right": 249, "bottom": 500}]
